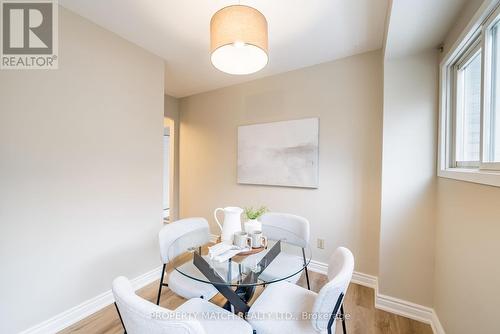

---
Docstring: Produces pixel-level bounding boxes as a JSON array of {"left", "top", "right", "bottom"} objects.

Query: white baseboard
[
  {"left": 375, "top": 294, "right": 447, "bottom": 334},
  {"left": 375, "top": 292, "right": 434, "bottom": 325},
  {"left": 307, "top": 259, "right": 445, "bottom": 334},
  {"left": 308, "top": 259, "right": 378, "bottom": 290},
  {"left": 20, "top": 266, "right": 163, "bottom": 334},
  {"left": 431, "top": 310, "right": 446, "bottom": 334},
  {"left": 351, "top": 271, "right": 378, "bottom": 289},
  {"left": 307, "top": 259, "right": 328, "bottom": 275}
]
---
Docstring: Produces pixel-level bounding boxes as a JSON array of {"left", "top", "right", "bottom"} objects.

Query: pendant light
[{"left": 210, "top": 5, "right": 268, "bottom": 75}]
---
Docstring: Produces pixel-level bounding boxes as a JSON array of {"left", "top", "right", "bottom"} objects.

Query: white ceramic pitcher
[{"left": 214, "top": 207, "right": 243, "bottom": 243}]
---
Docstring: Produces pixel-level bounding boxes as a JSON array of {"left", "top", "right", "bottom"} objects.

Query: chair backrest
[
  {"left": 311, "top": 247, "right": 354, "bottom": 332},
  {"left": 112, "top": 276, "right": 205, "bottom": 334},
  {"left": 260, "top": 212, "right": 310, "bottom": 248},
  {"left": 159, "top": 217, "right": 210, "bottom": 264}
]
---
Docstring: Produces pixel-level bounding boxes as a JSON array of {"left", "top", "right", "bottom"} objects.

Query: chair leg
[
  {"left": 156, "top": 264, "right": 167, "bottom": 305},
  {"left": 302, "top": 248, "right": 311, "bottom": 290},
  {"left": 304, "top": 266, "right": 311, "bottom": 290},
  {"left": 328, "top": 292, "right": 344, "bottom": 334},
  {"left": 114, "top": 302, "right": 127, "bottom": 334},
  {"left": 341, "top": 304, "right": 347, "bottom": 334}
]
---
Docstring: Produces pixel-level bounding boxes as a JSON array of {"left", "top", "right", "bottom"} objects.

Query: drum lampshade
[{"left": 210, "top": 5, "right": 268, "bottom": 75}]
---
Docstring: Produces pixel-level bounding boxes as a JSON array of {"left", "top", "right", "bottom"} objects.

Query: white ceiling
[
  {"left": 60, "top": 0, "right": 390, "bottom": 97},
  {"left": 385, "top": 0, "right": 469, "bottom": 59}
]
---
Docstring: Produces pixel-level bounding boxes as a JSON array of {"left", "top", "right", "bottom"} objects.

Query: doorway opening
[
  {"left": 163, "top": 116, "right": 177, "bottom": 223},
  {"left": 163, "top": 126, "right": 171, "bottom": 222}
]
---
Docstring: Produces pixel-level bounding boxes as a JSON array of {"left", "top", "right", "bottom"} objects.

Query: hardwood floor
[{"left": 60, "top": 271, "right": 433, "bottom": 334}]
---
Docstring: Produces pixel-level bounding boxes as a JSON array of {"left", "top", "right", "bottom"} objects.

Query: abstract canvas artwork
[{"left": 237, "top": 118, "right": 319, "bottom": 188}]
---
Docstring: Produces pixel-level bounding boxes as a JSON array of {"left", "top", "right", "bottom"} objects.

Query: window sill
[{"left": 438, "top": 168, "right": 500, "bottom": 187}]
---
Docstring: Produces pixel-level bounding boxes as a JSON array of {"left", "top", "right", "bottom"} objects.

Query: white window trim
[
  {"left": 438, "top": 0, "right": 500, "bottom": 187},
  {"left": 451, "top": 39, "right": 481, "bottom": 168},
  {"left": 438, "top": 168, "right": 500, "bottom": 187},
  {"left": 481, "top": 5, "right": 500, "bottom": 170}
]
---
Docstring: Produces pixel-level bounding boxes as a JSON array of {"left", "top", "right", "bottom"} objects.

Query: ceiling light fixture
[{"left": 210, "top": 5, "right": 268, "bottom": 75}]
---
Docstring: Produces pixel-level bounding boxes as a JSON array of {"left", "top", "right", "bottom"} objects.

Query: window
[
  {"left": 483, "top": 14, "right": 500, "bottom": 168},
  {"left": 439, "top": 3, "right": 500, "bottom": 186},
  {"left": 453, "top": 43, "right": 482, "bottom": 167}
]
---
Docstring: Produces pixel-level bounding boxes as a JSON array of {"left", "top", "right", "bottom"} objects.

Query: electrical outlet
[{"left": 317, "top": 238, "right": 325, "bottom": 249}]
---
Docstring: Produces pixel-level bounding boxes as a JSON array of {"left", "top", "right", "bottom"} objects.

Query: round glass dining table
[{"left": 166, "top": 225, "right": 312, "bottom": 314}]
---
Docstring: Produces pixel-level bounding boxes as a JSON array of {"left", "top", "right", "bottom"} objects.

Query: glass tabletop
[{"left": 167, "top": 225, "right": 312, "bottom": 287}]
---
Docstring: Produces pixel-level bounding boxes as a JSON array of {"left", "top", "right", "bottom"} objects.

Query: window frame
[
  {"left": 481, "top": 5, "right": 500, "bottom": 170},
  {"left": 451, "top": 39, "right": 482, "bottom": 168},
  {"left": 438, "top": 0, "right": 500, "bottom": 187}
]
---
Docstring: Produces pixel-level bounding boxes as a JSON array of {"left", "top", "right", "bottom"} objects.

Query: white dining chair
[
  {"left": 258, "top": 212, "right": 311, "bottom": 289},
  {"left": 113, "top": 276, "right": 253, "bottom": 334},
  {"left": 247, "top": 247, "right": 354, "bottom": 334},
  {"left": 157, "top": 217, "right": 218, "bottom": 304}
]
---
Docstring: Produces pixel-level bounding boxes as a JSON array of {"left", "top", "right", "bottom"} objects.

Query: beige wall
[
  {"left": 441, "top": 0, "right": 485, "bottom": 57},
  {"left": 0, "top": 8, "right": 164, "bottom": 333},
  {"left": 179, "top": 51, "right": 383, "bottom": 274},
  {"left": 434, "top": 1, "right": 500, "bottom": 333},
  {"left": 165, "top": 95, "right": 180, "bottom": 220},
  {"left": 435, "top": 179, "right": 500, "bottom": 334},
  {"left": 379, "top": 50, "right": 439, "bottom": 307}
]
